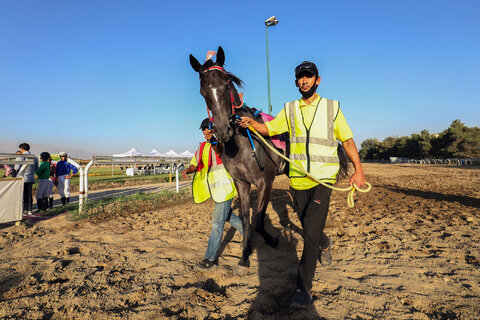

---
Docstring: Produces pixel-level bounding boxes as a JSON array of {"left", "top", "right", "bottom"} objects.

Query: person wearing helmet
[
  {"left": 55, "top": 152, "right": 77, "bottom": 205},
  {"left": 182, "top": 118, "right": 243, "bottom": 269},
  {"left": 238, "top": 61, "right": 366, "bottom": 308},
  {"left": 35, "top": 152, "right": 52, "bottom": 212}
]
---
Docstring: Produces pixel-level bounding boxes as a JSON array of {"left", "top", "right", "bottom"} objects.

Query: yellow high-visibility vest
[
  {"left": 192, "top": 142, "right": 237, "bottom": 204},
  {"left": 286, "top": 98, "right": 340, "bottom": 182}
]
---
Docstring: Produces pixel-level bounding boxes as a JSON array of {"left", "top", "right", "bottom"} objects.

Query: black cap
[
  {"left": 200, "top": 118, "right": 210, "bottom": 129},
  {"left": 294, "top": 61, "right": 318, "bottom": 79}
]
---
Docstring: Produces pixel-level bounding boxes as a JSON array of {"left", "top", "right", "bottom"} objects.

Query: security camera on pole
[{"left": 265, "top": 16, "right": 278, "bottom": 115}]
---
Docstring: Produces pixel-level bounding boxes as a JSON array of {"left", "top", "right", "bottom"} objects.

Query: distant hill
[{"left": 0, "top": 142, "right": 94, "bottom": 160}]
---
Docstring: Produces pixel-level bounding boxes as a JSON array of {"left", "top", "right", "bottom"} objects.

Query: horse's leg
[
  {"left": 253, "top": 178, "right": 279, "bottom": 248},
  {"left": 235, "top": 180, "right": 252, "bottom": 267}
]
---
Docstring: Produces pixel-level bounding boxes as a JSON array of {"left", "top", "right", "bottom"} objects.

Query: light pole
[{"left": 265, "top": 16, "right": 278, "bottom": 115}]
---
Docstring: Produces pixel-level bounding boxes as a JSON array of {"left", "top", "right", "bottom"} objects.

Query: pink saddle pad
[{"left": 260, "top": 113, "right": 286, "bottom": 152}]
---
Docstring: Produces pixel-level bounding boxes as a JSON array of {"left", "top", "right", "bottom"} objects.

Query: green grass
[
  {"left": 28, "top": 172, "right": 183, "bottom": 193},
  {"left": 86, "top": 166, "right": 125, "bottom": 174},
  {"left": 65, "top": 189, "right": 192, "bottom": 221},
  {"left": 42, "top": 203, "right": 79, "bottom": 217},
  {"left": 84, "top": 173, "right": 172, "bottom": 184}
]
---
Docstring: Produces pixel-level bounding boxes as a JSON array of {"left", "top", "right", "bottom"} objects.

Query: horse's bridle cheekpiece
[{"left": 202, "top": 65, "right": 243, "bottom": 129}]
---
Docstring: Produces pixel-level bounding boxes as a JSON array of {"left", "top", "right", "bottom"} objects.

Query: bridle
[
  {"left": 201, "top": 65, "right": 243, "bottom": 127},
  {"left": 200, "top": 64, "right": 262, "bottom": 168}
]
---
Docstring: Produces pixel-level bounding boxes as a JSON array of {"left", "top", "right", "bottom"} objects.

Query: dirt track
[{"left": 0, "top": 163, "right": 479, "bottom": 319}]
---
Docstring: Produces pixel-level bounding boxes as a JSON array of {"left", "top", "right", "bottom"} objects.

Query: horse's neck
[{"left": 222, "top": 129, "right": 248, "bottom": 158}]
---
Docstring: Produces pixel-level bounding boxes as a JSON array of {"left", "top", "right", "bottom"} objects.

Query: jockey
[
  {"left": 182, "top": 118, "right": 243, "bottom": 269},
  {"left": 55, "top": 151, "right": 77, "bottom": 205}
]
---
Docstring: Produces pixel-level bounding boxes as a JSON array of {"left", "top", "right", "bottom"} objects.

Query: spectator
[
  {"left": 55, "top": 152, "right": 77, "bottom": 205},
  {"left": 14, "top": 143, "right": 38, "bottom": 215},
  {"left": 47, "top": 156, "right": 56, "bottom": 209},
  {"left": 35, "top": 152, "right": 51, "bottom": 212}
]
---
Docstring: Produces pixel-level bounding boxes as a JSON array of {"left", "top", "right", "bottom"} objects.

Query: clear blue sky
[{"left": 1, "top": 0, "right": 479, "bottom": 156}]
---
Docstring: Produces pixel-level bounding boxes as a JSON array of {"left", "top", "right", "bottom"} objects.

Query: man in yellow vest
[
  {"left": 182, "top": 118, "right": 243, "bottom": 269},
  {"left": 238, "top": 61, "right": 366, "bottom": 307}
]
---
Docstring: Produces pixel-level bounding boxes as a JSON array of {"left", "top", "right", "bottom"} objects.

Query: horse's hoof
[
  {"left": 269, "top": 237, "right": 280, "bottom": 248},
  {"left": 234, "top": 263, "right": 250, "bottom": 276},
  {"left": 238, "top": 259, "right": 250, "bottom": 268}
]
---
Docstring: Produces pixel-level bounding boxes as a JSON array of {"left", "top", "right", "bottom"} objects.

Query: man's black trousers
[
  {"left": 290, "top": 183, "right": 332, "bottom": 293},
  {"left": 23, "top": 182, "right": 34, "bottom": 212}
]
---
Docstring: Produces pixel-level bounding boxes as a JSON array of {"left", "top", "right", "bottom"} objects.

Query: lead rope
[{"left": 247, "top": 126, "right": 372, "bottom": 207}]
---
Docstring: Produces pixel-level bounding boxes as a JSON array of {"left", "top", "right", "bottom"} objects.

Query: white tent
[
  {"left": 180, "top": 150, "right": 195, "bottom": 158},
  {"left": 113, "top": 147, "right": 145, "bottom": 157},
  {"left": 165, "top": 149, "right": 181, "bottom": 158},
  {"left": 147, "top": 149, "right": 166, "bottom": 157}
]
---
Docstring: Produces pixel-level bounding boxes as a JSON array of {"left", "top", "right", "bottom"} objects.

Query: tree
[
  {"left": 359, "top": 138, "right": 380, "bottom": 159},
  {"left": 359, "top": 120, "right": 480, "bottom": 159},
  {"left": 378, "top": 136, "right": 397, "bottom": 160},
  {"left": 439, "top": 120, "right": 480, "bottom": 158}
]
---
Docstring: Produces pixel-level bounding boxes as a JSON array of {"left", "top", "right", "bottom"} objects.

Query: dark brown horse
[{"left": 190, "top": 46, "right": 283, "bottom": 267}]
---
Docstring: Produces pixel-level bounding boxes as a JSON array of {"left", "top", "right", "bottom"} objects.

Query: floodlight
[{"left": 265, "top": 16, "right": 279, "bottom": 26}]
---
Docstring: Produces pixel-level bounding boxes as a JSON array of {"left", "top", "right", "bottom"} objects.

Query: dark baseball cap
[
  {"left": 200, "top": 118, "right": 211, "bottom": 129},
  {"left": 294, "top": 61, "right": 318, "bottom": 79}
]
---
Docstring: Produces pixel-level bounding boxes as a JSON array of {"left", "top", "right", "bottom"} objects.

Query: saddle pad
[{"left": 260, "top": 113, "right": 286, "bottom": 152}]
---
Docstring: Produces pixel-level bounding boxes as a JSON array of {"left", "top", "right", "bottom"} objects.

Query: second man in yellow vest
[{"left": 182, "top": 118, "right": 243, "bottom": 269}]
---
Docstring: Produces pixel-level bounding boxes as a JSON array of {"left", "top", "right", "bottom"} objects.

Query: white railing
[
  {"left": 0, "top": 153, "right": 37, "bottom": 225},
  {"left": 405, "top": 158, "right": 478, "bottom": 165},
  {"left": 81, "top": 155, "right": 189, "bottom": 211}
]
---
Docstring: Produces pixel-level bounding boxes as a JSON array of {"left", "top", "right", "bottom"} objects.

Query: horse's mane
[
  {"left": 203, "top": 59, "right": 244, "bottom": 88},
  {"left": 226, "top": 72, "right": 244, "bottom": 88}
]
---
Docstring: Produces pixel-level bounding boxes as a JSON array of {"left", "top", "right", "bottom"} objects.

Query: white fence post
[
  {"left": 84, "top": 159, "right": 94, "bottom": 202},
  {"left": 67, "top": 158, "right": 84, "bottom": 212}
]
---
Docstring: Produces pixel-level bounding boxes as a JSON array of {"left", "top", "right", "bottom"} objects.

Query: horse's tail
[{"left": 337, "top": 143, "right": 350, "bottom": 182}]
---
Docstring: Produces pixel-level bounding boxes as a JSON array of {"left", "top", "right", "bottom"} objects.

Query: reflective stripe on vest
[
  {"left": 287, "top": 98, "right": 340, "bottom": 180},
  {"left": 192, "top": 142, "right": 237, "bottom": 203},
  {"left": 289, "top": 154, "right": 339, "bottom": 163},
  {"left": 208, "top": 150, "right": 237, "bottom": 202}
]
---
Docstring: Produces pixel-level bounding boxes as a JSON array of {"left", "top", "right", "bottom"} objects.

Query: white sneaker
[{"left": 27, "top": 211, "right": 33, "bottom": 216}]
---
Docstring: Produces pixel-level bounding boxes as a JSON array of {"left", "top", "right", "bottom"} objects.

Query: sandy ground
[{"left": 0, "top": 163, "right": 479, "bottom": 320}]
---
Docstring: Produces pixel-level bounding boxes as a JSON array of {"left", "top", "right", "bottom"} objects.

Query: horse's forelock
[{"left": 203, "top": 59, "right": 215, "bottom": 69}]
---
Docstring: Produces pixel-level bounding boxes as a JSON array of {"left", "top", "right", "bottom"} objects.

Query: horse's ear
[
  {"left": 190, "top": 54, "right": 202, "bottom": 73},
  {"left": 216, "top": 46, "right": 225, "bottom": 67}
]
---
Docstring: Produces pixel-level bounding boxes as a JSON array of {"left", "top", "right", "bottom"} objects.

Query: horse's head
[{"left": 190, "top": 46, "right": 243, "bottom": 143}]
